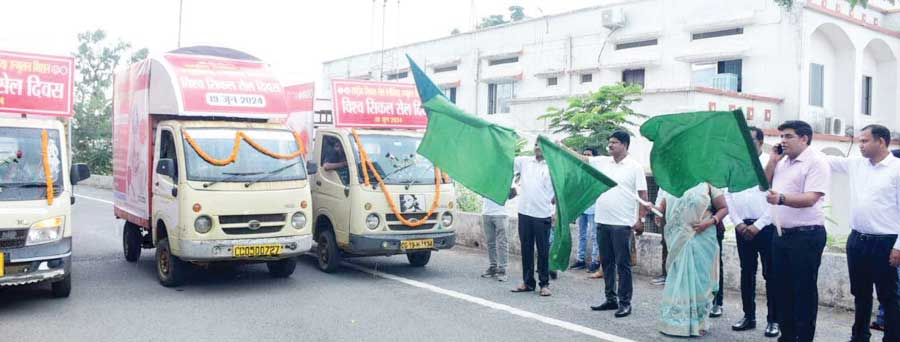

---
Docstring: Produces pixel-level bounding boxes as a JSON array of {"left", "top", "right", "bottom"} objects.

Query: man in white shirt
[
  {"left": 826, "top": 124, "right": 900, "bottom": 342},
  {"left": 727, "top": 126, "right": 780, "bottom": 338},
  {"left": 510, "top": 143, "right": 555, "bottom": 297},
  {"left": 588, "top": 131, "right": 649, "bottom": 318},
  {"left": 481, "top": 193, "right": 512, "bottom": 282}
]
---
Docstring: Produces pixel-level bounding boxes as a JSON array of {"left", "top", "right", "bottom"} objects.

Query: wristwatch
[{"left": 778, "top": 193, "right": 786, "bottom": 205}]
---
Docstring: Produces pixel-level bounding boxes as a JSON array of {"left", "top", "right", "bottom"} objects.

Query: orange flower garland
[
  {"left": 182, "top": 129, "right": 305, "bottom": 166},
  {"left": 41, "top": 129, "right": 54, "bottom": 206},
  {"left": 351, "top": 129, "right": 442, "bottom": 227}
]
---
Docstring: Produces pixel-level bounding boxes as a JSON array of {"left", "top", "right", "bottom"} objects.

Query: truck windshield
[
  {"left": 0, "top": 127, "right": 63, "bottom": 201},
  {"left": 351, "top": 134, "right": 438, "bottom": 186},
  {"left": 182, "top": 128, "right": 307, "bottom": 183}
]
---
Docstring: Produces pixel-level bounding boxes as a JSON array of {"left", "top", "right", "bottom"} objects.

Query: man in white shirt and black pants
[
  {"left": 587, "top": 132, "right": 649, "bottom": 318},
  {"left": 727, "top": 126, "right": 780, "bottom": 338},
  {"left": 511, "top": 143, "right": 556, "bottom": 297},
  {"left": 826, "top": 124, "right": 900, "bottom": 342}
]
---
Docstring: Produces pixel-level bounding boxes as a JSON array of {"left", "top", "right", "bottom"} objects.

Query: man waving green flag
[
  {"left": 408, "top": 55, "right": 520, "bottom": 204},
  {"left": 537, "top": 136, "right": 617, "bottom": 271}
]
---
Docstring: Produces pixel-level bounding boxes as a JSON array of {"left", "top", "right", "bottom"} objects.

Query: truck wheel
[
  {"left": 50, "top": 274, "right": 72, "bottom": 298},
  {"left": 156, "top": 238, "right": 186, "bottom": 287},
  {"left": 407, "top": 251, "right": 431, "bottom": 267},
  {"left": 123, "top": 222, "right": 142, "bottom": 262},
  {"left": 316, "top": 230, "right": 341, "bottom": 273},
  {"left": 267, "top": 258, "right": 297, "bottom": 278}
]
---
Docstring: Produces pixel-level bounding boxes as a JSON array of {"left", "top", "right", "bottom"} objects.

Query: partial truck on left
[{"left": 0, "top": 50, "right": 91, "bottom": 297}]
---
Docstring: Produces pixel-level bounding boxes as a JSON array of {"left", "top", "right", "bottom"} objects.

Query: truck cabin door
[
  {"left": 152, "top": 129, "right": 180, "bottom": 231},
  {"left": 314, "top": 134, "right": 351, "bottom": 239}
]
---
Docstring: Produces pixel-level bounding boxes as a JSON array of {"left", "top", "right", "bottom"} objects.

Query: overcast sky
[{"left": 1, "top": 0, "right": 600, "bottom": 86}]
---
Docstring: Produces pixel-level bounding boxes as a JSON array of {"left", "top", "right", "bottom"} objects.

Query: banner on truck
[
  {"left": 283, "top": 83, "right": 314, "bottom": 152},
  {"left": 0, "top": 50, "right": 74, "bottom": 117},
  {"left": 112, "top": 60, "right": 151, "bottom": 220},
  {"left": 164, "top": 54, "right": 288, "bottom": 117},
  {"left": 330, "top": 79, "right": 427, "bottom": 129}
]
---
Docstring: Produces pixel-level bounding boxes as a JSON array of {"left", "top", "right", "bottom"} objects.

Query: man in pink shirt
[{"left": 764, "top": 120, "right": 831, "bottom": 342}]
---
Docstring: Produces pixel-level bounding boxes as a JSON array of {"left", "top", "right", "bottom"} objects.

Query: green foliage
[
  {"left": 775, "top": 0, "right": 894, "bottom": 8},
  {"left": 477, "top": 5, "right": 527, "bottom": 29},
  {"left": 538, "top": 83, "right": 644, "bottom": 155},
  {"left": 454, "top": 184, "right": 484, "bottom": 213},
  {"left": 71, "top": 29, "right": 147, "bottom": 175}
]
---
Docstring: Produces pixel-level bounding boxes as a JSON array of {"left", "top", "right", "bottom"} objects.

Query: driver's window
[
  {"left": 158, "top": 130, "right": 178, "bottom": 180},
  {"left": 320, "top": 135, "right": 349, "bottom": 185}
]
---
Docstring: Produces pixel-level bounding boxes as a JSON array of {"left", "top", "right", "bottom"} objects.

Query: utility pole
[
  {"left": 177, "top": 0, "right": 184, "bottom": 48},
  {"left": 379, "top": 0, "right": 387, "bottom": 80}
]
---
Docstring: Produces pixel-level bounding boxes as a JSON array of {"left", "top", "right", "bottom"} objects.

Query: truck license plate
[
  {"left": 400, "top": 239, "right": 433, "bottom": 250},
  {"left": 0, "top": 252, "right": 4, "bottom": 277},
  {"left": 233, "top": 245, "right": 282, "bottom": 257}
]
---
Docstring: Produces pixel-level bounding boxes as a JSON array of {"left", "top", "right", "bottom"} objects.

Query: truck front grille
[
  {"left": 386, "top": 213, "right": 437, "bottom": 231},
  {"left": 218, "top": 214, "right": 286, "bottom": 225}
]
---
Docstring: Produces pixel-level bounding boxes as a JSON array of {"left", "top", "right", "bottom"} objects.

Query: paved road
[{"left": 1, "top": 186, "right": 868, "bottom": 342}]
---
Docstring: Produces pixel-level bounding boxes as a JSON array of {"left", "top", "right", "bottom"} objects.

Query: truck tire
[
  {"left": 123, "top": 222, "right": 142, "bottom": 262},
  {"left": 316, "top": 230, "right": 341, "bottom": 273},
  {"left": 407, "top": 251, "right": 431, "bottom": 267},
  {"left": 156, "top": 238, "right": 186, "bottom": 287},
  {"left": 266, "top": 258, "right": 297, "bottom": 278},
  {"left": 50, "top": 274, "right": 72, "bottom": 298}
]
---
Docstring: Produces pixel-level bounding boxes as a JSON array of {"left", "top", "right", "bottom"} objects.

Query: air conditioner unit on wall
[
  {"left": 602, "top": 8, "right": 626, "bottom": 30},
  {"left": 824, "top": 116, "right": 844, "bottom": 136}
]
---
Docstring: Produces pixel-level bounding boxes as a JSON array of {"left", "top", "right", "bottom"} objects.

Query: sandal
[
  {"left": 539, "top": 287, "right": 552, "bottom": 296},
  {"left": 511, "top": 284, "right": 534, "bottom": 293}
]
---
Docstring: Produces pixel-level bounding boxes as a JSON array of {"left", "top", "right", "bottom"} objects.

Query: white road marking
[
  {"left": 75, "top": 194, "right": 114, "bottom": 205},
  {"left": 342, "top": 262, "right": 637, "bottom": 342}
]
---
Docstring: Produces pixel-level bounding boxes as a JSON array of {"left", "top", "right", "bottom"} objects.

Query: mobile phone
[{"left": 775, "top": 144, "right": 784, "bottom": 155}]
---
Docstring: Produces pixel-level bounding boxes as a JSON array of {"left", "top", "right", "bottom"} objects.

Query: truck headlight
[
  {"left": 194, "top": 216, "right": 213, "bottom": 234},
  {"left": 365, "top": 213, "right": 380, "bottom": 230},
  {"left": 441, "top": 212, "right": 453, "bottom": 227},
  {"left": 27, "top": 216, "right": 64, "bottom": 246},
  {"left": 291, "top": 212, "right": 307, "bottom": 229}
]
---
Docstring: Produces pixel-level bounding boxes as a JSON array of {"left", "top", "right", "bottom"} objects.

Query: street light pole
[
  {"left": 380, "top": 0, "right": 387, "bottom": 80},
  {"left": 177, "top": 0, "right": 184, "bottom": 48}
]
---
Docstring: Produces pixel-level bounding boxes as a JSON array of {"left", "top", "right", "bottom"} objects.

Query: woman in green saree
[{"left": 656, "top": 182, "right": 729, "bottom": 337}]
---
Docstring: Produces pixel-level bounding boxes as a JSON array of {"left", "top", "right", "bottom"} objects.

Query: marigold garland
[
  {"left": 182, "top": 129, "right": 305, "bottom": 166},
  {"left": 41, "top": 129, "right": 54, "bottom": 206},
  {"left": 351, "top": 129, "right": 441, "bottom": 227}
]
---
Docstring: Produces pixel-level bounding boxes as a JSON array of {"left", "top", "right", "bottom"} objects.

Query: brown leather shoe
[
  {"left": 539, "top": 287, "right": 552, "bottom": 296},
  {"left": 589, "top": 270, "right": 604, "bottom": 279}
]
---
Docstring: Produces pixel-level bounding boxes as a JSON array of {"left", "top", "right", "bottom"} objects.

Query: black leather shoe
[
  {"left": 709, "top": 305, "right": 723, "bottom": 317},
  {"left": 549, "top": 271, "right": 558, "bottom": 280},
  {"left": 614, "top": 305, "right": 632, "bottom": 318},
  {"left": 731, "top": 317, "right": 756, "bottom": 331},
  {"left": 570, "top": 261, "right": 586, "bottom": 269},
  {"left": 764, "top": 322, "right": 780, "bottom": 338},
  {"left": 590, "top": 301, "right": 618, "bottom": 311}
]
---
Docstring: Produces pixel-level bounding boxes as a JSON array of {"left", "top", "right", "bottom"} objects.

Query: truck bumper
[
  {"left": 0, "top": 238, "right": 71, "bottom": 287},
  {"left": 176, "top": 234, "right": 313, "bottom": 262},
  {"left": 348, "top": 231, "right": 456, "bottom": 255}
]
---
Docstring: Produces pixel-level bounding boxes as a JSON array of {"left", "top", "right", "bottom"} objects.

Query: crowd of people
[{"left": 478, "top": 121, "right": 900, "bottom": 341}]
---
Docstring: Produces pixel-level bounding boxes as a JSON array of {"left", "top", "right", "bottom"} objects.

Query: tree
[
  {"left": 477, "top": 15, "right": 507, "bottom": 29},
  {"left": 538, "top": 83, "right": 644, "bottom": 155},
  {"left": 476, "top": 5, "right": 528, "bottom": 29},
  {"left": 509, "top": 5, "right": 527, "bottom": 21},
  {"left": 775, "top": 0, "right": 894, "bottom": 8},
  {"left": 71, "top": 29, "right": 148, "bottom": 175}
]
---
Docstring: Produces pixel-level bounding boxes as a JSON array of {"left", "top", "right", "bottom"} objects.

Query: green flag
[
  {"left": 537, "top": 136, "right": 617, "bottom": 271},
  {"left": 408, "top": 55, "right": 520, "bottom": 204},
  {"left": 639, "top": 110, "right": 768, "bottom": 197}
]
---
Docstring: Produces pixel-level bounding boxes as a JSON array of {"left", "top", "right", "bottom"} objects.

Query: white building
[{"left": 321, "top": 0, "right": 900, "bottom": 235}]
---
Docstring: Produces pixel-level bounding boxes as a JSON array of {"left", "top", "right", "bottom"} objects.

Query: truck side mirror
[
  {"left": 70, "top": 163, "right": 91, "bottom": 185},
  {"left": 307, "top": 161, "right": 318, "bottom": 174},
  {"left": 156, "top": 159, "right": 176, "bottom": 180}
]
